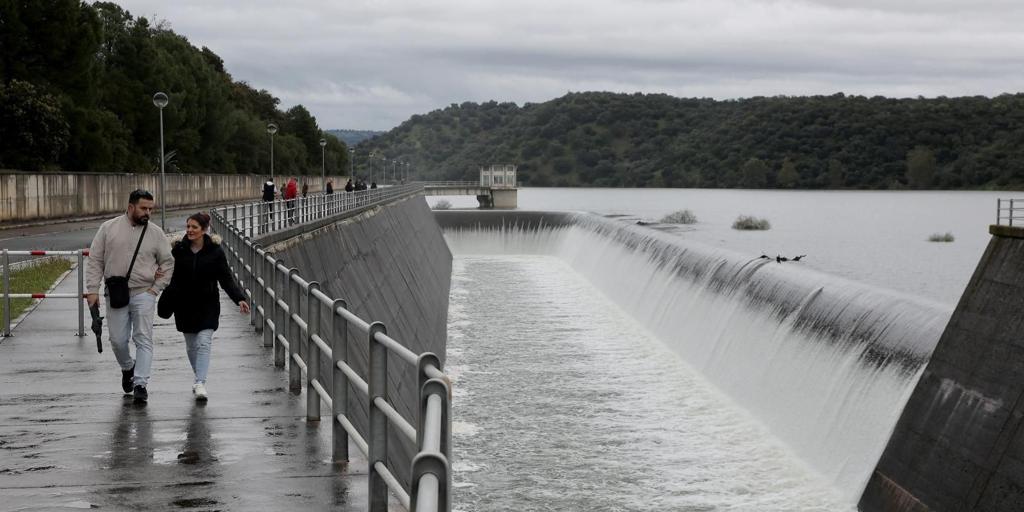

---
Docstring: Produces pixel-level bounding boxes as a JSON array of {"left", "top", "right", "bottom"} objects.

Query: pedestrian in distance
[
  {"left": 284, "top": 177, "right": 298, "bottom": 224},
  {"left": 159, "top": 212, "right": 249, "bottom": 401},
  {"left": 344, "top": 179, "right": 354, "bottom": 193},
  {"left": 261, "top": 178, "right": 276, "bottom": 232},
  {"left": 301, "top": 182, "right": 309, "bottom": 198},
  {"left": 86, "top": 189, "right": 174, "bottom": 404},
  {"left": 325, "top": 179, "right": 334, "bottom": 194}
]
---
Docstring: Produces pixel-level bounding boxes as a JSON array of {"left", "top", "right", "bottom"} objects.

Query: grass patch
[
  {"left": 660, "top": 209, "right": 698, "bottom": 224},
  {"left": 732, "top": 215, "right": 771, "bottom": 230},
  {"left": 0, "top": 259, "right": 73, "bottom": 322},
  {"left": 928, "top": 232, "right": 955, "bottom": 242},
  {"left": 432, "top": 199, "right": 452, "bottom": 210}
]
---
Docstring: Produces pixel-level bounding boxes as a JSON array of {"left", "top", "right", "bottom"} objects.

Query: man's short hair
[{"left": 129, "top": 189, "right": 154, "bottom": 204}]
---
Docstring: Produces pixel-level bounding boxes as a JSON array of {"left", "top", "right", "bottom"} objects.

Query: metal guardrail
[
  {"left": 0, "top": 249, "right": 88, "bottom": 337},
  {"left": 423, "top": 181, "right": 484, "bottom": 188},
  {"left": 214, "top": 184, "right": 424, "bottom": 239},
  {"left": 997, "top": 198, "right": 1024, "bottom": 227},
  {"left": 211, "top": 183, "right": 452, "bottom": 512}
]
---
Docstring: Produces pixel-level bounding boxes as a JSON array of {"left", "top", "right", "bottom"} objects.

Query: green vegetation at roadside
[
  {"left": 359, "top": 92, "right": 1024, "bottom": 190},
  {"left": 0, "top": 259, "right": 74, "bottom": 323},
  {"left": 0, "top": 2, "right": 347, "bottom": 176}
]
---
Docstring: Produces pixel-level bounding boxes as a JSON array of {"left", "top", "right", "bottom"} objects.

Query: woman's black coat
[{"left": 167, "top": 234, "right": 246, "bottom": 333}]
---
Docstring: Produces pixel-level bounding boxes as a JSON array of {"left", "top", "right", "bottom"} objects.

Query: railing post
[
  {"left": 288, "top": 267, "right": 301, "bottom": 393},
  {"left": 368, "top": 321, "right": 389, "bottom": 511},
  {"left": 3, "top": 249, "right": 10, "bottom": 337},
  {"left": 273, "top": 259, "right": 286, "bottom": 365},
  {"left": 1011, "top": 199, "right": 1016, "bottom": 227},
  {"left": 331, "top": 298, "right": 349, "bottom": 462},
  {"left": 77, "top": 250, "right": 85, "bottom": 337},
  {"left": 306, "top": 281, "right": 322, "bottom": 422},
  {"left": 998, "top": 198, "right": 1002, "bottom": 225}
]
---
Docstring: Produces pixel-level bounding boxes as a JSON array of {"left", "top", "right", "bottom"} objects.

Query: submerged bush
[
  {"left": 660, "top": 209, "right": 698, "bottom": 224},
  {"left": 732, "top": 215, "right": 771, "bottom": 230},
  {"left": 432, "top": 199, "right": 452, "bottom": 210},
  {"left": 928, "top": 232, "right": 955, "bottom": 242}
]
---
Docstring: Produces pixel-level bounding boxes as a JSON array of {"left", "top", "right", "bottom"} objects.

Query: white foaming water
[{"left": 445, "top": 214, "right": 952, "bottom": 508}]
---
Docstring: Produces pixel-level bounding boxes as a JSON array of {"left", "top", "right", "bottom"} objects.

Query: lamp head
[{"left": 152, "top": 92, "right": 169, "bottom": 109}]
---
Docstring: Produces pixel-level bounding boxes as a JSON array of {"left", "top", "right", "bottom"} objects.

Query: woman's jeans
[{"left": 183, "top": 329, "right": 215, "bottom": 384}]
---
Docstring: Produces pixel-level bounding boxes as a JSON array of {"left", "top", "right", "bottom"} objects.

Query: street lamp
[
  {"left": 319, "top": 138, "right": 327, "bottom": 191},
  {"left": 349, "top": 148, "right": 354, "bottom": 180},
  {"left": 152, "top": 92, "right": 169, "bottom": 230},
  {"left": 368, "top": 152, "right": 374, "bottom": 183},
  {"left": 267, "top": 123, "right": 278, "bottom": 182},
  {"left": 381, "top": 156, "right": 387, "bottom": 186}
]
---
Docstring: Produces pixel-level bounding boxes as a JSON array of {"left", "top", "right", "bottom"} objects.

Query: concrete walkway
[{"left": 0, "top": 269, "right": 391, "bottom": 511}]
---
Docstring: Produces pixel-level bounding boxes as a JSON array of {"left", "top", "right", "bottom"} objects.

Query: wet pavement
[{"left": 0, "top": 272, "right": 397, "bottom": 511}]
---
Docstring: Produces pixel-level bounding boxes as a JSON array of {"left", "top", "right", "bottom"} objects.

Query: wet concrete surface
[{"left": 0, "top": 273, "right": 400, "bottom": 511}]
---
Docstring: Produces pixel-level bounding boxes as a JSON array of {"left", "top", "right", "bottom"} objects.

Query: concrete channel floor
[{"left": 0, "top": 271, "right": 400, "bottom": 511}]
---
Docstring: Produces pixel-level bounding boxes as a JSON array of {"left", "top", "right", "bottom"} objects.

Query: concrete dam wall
[
  {"left": 0, "top": 173, "right": 330, "bottom": 224},
  {"left": 265, "top": 195, "right": 452, "bottom": 489},
  {"left": 860, "top": 225, "right": 1024, "bottom": 512}
]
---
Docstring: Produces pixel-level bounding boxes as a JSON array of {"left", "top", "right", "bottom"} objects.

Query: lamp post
[
  {"left": 368, "top": 152, "right": 374, "bottom": 184},
  {"left": 349, "top": 148, "right": 354, "bottom": 181},
  {"left": 152, "top": 92, "right": 169, "bottom": 230},
  {"left": 267, "top": 123, "right": 278, "bottom": 183},
  {"left": 381, "top": 156, "right": 387, "bottom": 186},
  {"left": 319, "top": 138, "right": 327, "bottom": 191}
]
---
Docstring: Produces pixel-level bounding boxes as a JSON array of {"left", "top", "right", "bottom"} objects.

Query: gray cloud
[{"left": 116, "top": 0, "right": 1024, "bottom": 129}]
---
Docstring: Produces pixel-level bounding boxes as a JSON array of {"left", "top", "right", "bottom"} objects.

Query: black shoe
[
  {"left": 133, "top": 385, "right": 148, "bottom": 403},
  {"left": 121, "top": 365, "right": 135, "bottom": 394}
]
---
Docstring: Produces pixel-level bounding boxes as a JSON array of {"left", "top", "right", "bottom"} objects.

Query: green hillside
[
  {"left": 357, "top": 92, "right": 1024, "bottom": 189},
  {"left": 0, "top": 1, "right": 347, "bottom": 176}
]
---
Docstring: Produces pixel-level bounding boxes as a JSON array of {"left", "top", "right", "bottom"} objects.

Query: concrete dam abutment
[{"left": 861, "top": 224, "right": 1024, "bottom": 512}]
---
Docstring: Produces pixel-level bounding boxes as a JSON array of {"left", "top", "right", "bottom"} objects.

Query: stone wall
[{"left": 860, "top": 225, "right": 1024, "bottom": 512}]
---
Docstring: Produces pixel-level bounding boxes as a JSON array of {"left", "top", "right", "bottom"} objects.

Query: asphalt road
[{"left": 0, "top": 211, "right": 194, "bottom": 263}]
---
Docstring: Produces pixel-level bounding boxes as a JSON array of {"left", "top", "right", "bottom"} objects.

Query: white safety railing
[
  {"left": 212, "top": 183, "right": 451, "bottom": 512},
  {"left": 997, "top": 198, "right": 1024, "bottom": 227},
  {"left": 0, "top": 249, "right": 88, "bottom": 337}
]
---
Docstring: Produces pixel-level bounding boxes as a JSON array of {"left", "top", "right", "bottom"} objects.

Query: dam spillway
[{"left": 436, "top": 210, "right": 952, "bottom": 509}]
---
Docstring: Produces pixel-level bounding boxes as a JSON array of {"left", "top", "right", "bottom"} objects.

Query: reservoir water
[{"left": 439, "top": 188, "right": 1013, "bottom": 510}]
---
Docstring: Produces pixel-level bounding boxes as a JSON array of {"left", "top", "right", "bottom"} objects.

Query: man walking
[{"left": 86, "top": 190, "right": 174, "bottom": 403}]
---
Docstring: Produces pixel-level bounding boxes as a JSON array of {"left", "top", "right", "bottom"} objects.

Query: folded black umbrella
[{"left": 89, "top": 303, "right": 103, "bottom": 353}]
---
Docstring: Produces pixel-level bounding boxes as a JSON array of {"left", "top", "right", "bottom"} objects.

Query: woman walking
[{"left": 164, "top": 212, "right": 249, "bottom": 401}]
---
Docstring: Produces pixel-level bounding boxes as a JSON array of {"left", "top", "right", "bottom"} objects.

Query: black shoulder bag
[{"left": 105, "top": 223, "right": 148, "bottom": 309}]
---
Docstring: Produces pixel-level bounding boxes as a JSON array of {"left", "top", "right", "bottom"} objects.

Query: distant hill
[
  {"left": 327, "top": 129, "right": 383, "bottom": 146},
  {"left": 357, "top": 92, "right": 1024, "bottom": 189}
]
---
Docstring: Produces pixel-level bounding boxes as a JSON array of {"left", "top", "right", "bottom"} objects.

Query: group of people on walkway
[{"left": 86, "top": 190, "right": 249, "bottom": 404}]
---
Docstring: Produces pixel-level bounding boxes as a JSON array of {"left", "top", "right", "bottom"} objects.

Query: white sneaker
[{"left": 192, "top": 383, "right": 208, "bottom": 401}]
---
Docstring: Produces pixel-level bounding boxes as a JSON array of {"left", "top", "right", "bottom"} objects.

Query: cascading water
[{"left": 444, "top": 213, "right": 952, "bottom": 504}]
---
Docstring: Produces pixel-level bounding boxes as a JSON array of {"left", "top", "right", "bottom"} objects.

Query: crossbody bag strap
[{"left": 125, "top": 222, "right": 149, "bottom": 278}]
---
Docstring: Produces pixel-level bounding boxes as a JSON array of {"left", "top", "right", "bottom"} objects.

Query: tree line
[
  {"left": 0, "top": 1, "right": 348, "bottom": 176},
  {"left": 359, "top": 91, "right": 1024, "bottom": 189}
]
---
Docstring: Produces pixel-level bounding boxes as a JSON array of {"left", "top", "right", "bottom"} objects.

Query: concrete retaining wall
[
  {"left": 266, "top": 195, "right": 451, "bottom": 489},
  {"left": 860, "top": 225, "right": 1024, "bottom": 512},
  {"left": 0, "top": 173, "right": 333, "bottom": 223}
]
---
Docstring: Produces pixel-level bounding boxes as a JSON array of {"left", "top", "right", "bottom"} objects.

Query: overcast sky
[{"left": 114, "top": 0, "right": 1024, "bottom": 130}]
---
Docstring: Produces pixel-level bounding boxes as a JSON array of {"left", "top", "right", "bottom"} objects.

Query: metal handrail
[
  {"left": 211, "top": 183, "right": 451, "bottom": 512},
  {"left": 423, "top": 181, "right": 482, "bottom": 188},
  {"left": 997, "top": 198, "right": 1024, "bottom": 227},
  {"left": 215, "top": 184, "right": 424, "bottom": 239},
  {"left": 0, "top": 249, "right": 89, "bottom": 336}
]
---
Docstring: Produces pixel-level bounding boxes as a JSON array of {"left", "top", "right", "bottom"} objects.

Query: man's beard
[{"left": 133, "top": 213, "right": 149, "bottom": 225}]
